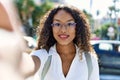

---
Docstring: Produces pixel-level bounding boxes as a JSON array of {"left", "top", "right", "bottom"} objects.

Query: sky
[{"left": 65, "top": 0, "right": 120, "bottom": 19}]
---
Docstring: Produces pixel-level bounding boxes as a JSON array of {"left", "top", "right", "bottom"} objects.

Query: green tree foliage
[
  {"left": 83, "top": 9, "right": 94, "bottom": 33},
  {"left": 32, "top": 1, "right": 54, "bottom": 27},
  {"left": 108, "top": 0, "right": 120, "bottom": 24},
  {"left": 83, "top": 9, "right": 93, "bottom": 23},
  {"left": 94, "top": 29, "right": 101, "bottom": 37},
  {"left": 15, "top": 0, "right": 35, "bottom": 23},
  {"left": 15, "top": 0, "right": 54, "bottom": 37},
  {"left": 15, "top": 0, "right": 53, "bottom": 27},
  {"left": 94, "top": 23, "right": 117, "bottom": 40}
]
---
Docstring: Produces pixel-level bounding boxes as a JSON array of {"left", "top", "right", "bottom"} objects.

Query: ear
[{"left": 0, "top": 3, "right": 13, "bottom": 31}]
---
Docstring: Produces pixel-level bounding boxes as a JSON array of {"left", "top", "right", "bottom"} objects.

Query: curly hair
[{"left": 36, "top": 5, "right": 94, "bottom": 54}]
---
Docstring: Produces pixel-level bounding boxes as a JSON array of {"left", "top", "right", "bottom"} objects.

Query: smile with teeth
[{"left": 58, "top": 34, "right": 69, "bottom": 39}]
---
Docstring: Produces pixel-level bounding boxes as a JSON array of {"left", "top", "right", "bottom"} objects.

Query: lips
[{"left": 58, "top": 34, "right": 69, "bottom": 40}]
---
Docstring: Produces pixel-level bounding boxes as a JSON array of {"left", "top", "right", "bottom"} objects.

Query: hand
[
  {"left": 0, "top": 0, "right": 26, "bottom": 67},
  {"left": 0, "top": 62, "right": 24, "bottom": 80},
  {"left": 0, "top": 30, "right": 25, "bottom": 67}
]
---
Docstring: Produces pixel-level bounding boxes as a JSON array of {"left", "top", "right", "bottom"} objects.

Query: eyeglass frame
[{"left": 51, "top": 22, "right": 76, "bottom": 30}]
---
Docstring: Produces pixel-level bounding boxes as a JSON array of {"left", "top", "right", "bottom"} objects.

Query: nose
[{"left": 59, "top": 25, "right": 67, "bottom": 33}]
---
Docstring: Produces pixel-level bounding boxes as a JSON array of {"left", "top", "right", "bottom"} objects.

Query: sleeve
[
  {"left": 89, "top": 55, "right": 100, "bottom": 80},
  {"left": 30, "top": 49, "right": 49, "bottom": 80},
  {"left": 30, "top": 49, "right": 48, "bottom": 67}
]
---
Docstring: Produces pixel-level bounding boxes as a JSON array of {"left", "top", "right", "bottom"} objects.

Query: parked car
[{"left": 91, "top": 40, "right": 120, "bottom": 74}]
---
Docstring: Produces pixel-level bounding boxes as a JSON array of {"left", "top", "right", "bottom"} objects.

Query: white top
[{"left": 31, "top": 45, "right": 100, "bottom": 80}]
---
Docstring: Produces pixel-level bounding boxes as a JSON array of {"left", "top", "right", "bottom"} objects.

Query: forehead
[{"left": 53, "top": 10, "right": 74, "bottom": 22}]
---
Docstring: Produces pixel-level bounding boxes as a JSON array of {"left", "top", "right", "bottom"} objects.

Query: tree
[
  {"left": 32, "top": 1, "right": 54, "bottom": 27},
  {"left": 15, "top": 0, "right": 54, "bottom": 37},
  {"left": 108, "top": 0, "right": 120, "bottom": 24},
  {"left": 83, "top": 9, "right": 93, "bottom": 21},
  {"left": 94, "top": 23, "right": 117, "bottom": 40},
  {"left": 15, "top": 0, "right": 35, "bottom": 24},
  {"left": 83, "top": 9, "right": 94, "bottom": 32}
]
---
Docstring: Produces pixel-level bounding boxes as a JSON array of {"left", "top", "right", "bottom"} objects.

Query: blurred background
[
  {"left": 1, "top": 0, "right": 120, "bottom": 80},
  {"left": 14, "top": 0, "right": 120, "bottom": 41}
]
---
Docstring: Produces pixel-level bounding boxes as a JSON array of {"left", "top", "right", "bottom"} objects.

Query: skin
[
  {"left": 0, "top": 1, "right": 26, "bottom": 80},
  {"left": 0, "top": 1, "right": 25, "bottom": 67},
  {"left": 0, "top": 1, "right": 35, "bottom": 78},
  {"left": 0, "top": 3, "right": 13, "bottom": 31}
]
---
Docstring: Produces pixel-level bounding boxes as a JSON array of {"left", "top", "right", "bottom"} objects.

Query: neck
[{"left": 56, "top": 43, "right": 76, "bottom": 55}]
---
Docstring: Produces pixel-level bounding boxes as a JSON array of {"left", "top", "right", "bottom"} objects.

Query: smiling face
[{"left": 52, "top": 10, "right": 76, "bottom": 46}]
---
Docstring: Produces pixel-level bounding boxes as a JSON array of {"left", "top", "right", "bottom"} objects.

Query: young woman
[{"left": 20, "top": 5, "right": 99, "bottom": 80}]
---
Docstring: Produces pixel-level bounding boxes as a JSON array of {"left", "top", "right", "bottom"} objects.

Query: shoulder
[
  {"left": 31, "top": 49, "right": 48, "bottom": 54},
  {"left": 90, "top": 52, "right": 98, "bottom": 63},
  {"left": 88, "top": 52, "right": 99, "bottom": 73},
  {"left": 30, "top": 49, "right": 49, "bottom": 60},
  {"left": 84, "top": 52, "right": 98, "bottom": 64}
]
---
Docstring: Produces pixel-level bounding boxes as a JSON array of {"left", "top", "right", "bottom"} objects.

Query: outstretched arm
[
  {"left": 0, "top": 0, "right": 41, "bottom": 79},
  {"left": 19, "top": 53, "right": 41, "bottom": 78}
]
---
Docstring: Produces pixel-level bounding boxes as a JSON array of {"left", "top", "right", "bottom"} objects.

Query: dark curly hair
[{"left": 36, "top": 5, "right": 94, "bottom": 55}]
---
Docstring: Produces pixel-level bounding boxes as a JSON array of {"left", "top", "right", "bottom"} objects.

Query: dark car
[{"left": 91, "top": 40, "right": 120, "bottom": 74}]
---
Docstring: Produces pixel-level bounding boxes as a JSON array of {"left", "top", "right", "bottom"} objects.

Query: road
[{"left": 100, "top": 74, "right": 120, "bottom": 80}]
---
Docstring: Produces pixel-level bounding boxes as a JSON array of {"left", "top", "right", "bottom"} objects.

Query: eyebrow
[{"left": 53, "top": 19, "right": 75, "bottom": 22}]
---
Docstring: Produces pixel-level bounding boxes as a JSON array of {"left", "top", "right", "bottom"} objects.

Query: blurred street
[{"left": 100, "top": 74, "right": 120, "bottom": 80}]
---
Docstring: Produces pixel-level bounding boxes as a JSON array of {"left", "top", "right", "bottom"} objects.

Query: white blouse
[{"left": 31, "top": 45, "right": 100, "bottom": 80}]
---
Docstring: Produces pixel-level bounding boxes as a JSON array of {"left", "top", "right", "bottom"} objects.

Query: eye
[
  {"left": 52, "top": 23, "right": 61, "bottom": 27},
  {"left": 67, "top": 22, "right": 76, "bottom": 27}
]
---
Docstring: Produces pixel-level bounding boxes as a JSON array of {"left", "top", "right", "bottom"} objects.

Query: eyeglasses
[{"left": 51, "top": 22, "right": 76, "bottom": 30}]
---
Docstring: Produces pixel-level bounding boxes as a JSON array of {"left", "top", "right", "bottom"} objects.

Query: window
[
  {"left": 114, "top": 44, "right": 120, "bottom": 52},
  {"left": 99, "top": 43, "right": 113, "bottom": 51},
  {"left": 118, "top": 46, "right": 120, "bottom": 52}
]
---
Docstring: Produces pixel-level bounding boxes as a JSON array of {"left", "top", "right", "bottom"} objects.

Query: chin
[{"left": 57, "top": 41, "right": 72, "bottom": 46}]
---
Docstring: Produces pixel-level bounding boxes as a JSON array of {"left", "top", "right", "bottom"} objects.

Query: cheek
[
  {"left": 70, "top": 29, "right": 76, "bottom": 38},
  {"left": 52, "top": 28, "right": 57, "bottom": 33},
  {"left": 52, "top": 28, "right": 57, "bottom": 38}
]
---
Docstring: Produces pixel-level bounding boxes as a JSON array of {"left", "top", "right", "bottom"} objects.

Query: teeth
[{"left": 59, "top": 35, "right": 68, "bottom": 38}]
